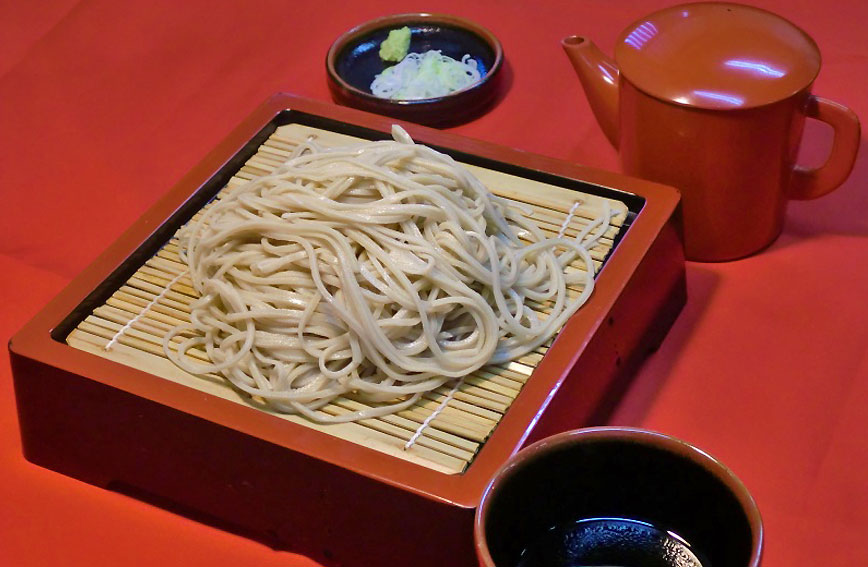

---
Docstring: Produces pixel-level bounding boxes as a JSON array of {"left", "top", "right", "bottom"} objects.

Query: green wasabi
[{"left": 379, "top": 26, "right": 411, "bottom": 62}]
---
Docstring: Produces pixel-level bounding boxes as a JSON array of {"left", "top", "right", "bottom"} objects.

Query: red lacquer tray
[{"left": 10, "top": 94, "right": 685, "bottom": 567}]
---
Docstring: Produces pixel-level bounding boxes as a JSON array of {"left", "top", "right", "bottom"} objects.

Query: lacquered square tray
[{"left": 11, "top": 94, "right": 685, "bottom": 567}]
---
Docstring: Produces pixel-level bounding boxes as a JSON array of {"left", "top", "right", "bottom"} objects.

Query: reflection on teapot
[{"left": 563, "top": 2, "right": 860, "bottom": 261}]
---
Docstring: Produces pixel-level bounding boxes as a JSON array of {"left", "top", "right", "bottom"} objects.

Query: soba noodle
[{"left": 163, "top": 126, "right": 612, "bottom": 423}]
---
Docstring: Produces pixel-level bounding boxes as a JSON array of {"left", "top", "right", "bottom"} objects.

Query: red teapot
[{"left": 563, "top": 2, "right": 860, "bottom": 261}]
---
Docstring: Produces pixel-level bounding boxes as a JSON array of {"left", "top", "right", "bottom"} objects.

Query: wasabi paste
[{"left": 379, "top": 26, "right": 411, "bottom": 62}]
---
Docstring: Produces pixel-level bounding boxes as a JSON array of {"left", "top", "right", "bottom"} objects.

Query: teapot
[{"left": 563, "top": 2, "right": 860, "bottom": 261}]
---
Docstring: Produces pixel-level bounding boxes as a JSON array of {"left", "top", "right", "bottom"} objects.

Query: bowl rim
[
  {"left": 473, "top": 426, "right": 764, "bottom": 567},
  {"left": 325, "top": 12, "right": 504, "bottom": 106}
]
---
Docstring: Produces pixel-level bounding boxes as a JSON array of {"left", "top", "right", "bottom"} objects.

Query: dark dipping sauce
[{"left": 515, "top": 517, "right": 707, "bottom": 567}]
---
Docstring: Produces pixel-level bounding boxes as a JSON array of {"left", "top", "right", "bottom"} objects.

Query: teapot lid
[{"left": 614, "top": 2, "right": 820, "bottom": 109}]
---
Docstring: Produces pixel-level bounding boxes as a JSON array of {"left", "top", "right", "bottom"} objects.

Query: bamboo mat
[{"left": 66, "top": 124, "right": 629, "bottom": 475}]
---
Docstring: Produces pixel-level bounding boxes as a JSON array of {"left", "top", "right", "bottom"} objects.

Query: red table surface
[{"left": 1, "top": 1, "right": 866, "bottom": 565}]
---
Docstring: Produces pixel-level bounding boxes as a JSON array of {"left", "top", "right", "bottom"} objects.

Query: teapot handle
[{"left": 789, "top": 96, "right": 861, "bottom": 200}]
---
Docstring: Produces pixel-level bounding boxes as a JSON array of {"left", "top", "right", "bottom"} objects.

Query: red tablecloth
[{"left": 2, "top": 1, "right": 866, "bottom": 565}]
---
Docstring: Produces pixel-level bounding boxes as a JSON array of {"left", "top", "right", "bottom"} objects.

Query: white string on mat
[
  {"left": 104, "top": 269, "right": 188, "bottom": 351},
  {"left": 403, "top": 378, "right": 464, "bottom": 450},
  {"left": 557, "top": 200, "right": 582, "bottom": 238}
]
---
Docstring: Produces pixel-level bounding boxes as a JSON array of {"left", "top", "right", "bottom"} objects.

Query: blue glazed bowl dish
[{"left": 326, "top": 13, "right": 504, "bottom": 127}]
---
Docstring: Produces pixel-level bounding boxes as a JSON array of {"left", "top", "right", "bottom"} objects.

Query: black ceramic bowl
[
  {"left": 475, "top": 427, "right": 763, "bottom": 567},
  {"left": 326, "top": 13, "right": 504, "bottom": 127}
]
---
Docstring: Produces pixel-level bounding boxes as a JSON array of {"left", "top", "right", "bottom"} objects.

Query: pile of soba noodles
[{"left": 163, "top": 126, "right": 611, "bottom": 423}]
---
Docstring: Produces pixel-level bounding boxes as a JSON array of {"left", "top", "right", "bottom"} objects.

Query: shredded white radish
[{"left": 371, "top": 50, "right": 481, "bottom": 100}]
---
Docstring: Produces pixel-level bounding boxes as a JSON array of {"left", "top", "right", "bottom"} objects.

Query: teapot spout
[{"left": 562, "top": 36, "right": 620, "bottom": 148}]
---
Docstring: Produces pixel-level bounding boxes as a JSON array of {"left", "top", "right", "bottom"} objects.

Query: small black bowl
[
  {"left": 475, "top": 427, "right": 763, "bottom": 567},
  {"left": 326, "top": 13, "right": 504, "bottom": 127}
]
